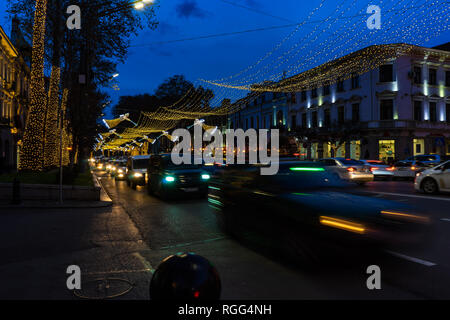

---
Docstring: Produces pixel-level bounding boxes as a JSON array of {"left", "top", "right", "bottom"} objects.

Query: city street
[{"left": 93, "top": 170, "right": 450, "bottom": 299}]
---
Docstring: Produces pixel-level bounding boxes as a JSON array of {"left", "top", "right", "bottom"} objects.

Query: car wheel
[
  {"left": 282, "top": 228, "right": 320, "bottom": 270},
  {"left": 422, "top": 178, "right": 438, "bottom": 194}
]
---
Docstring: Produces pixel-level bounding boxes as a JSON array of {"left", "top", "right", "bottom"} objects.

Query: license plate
[{"left": 183, "top": 187, "right": 199, "bottom": 192}]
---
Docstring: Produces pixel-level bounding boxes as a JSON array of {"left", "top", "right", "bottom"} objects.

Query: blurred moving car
[
  {"left": 147, "top": 154, "right": 210, "bottom": 199},
  {"left": 209, "top": 162, "right": 430, "bottom": 267},
  {"left": 404, "top": 154, "right": 444, "bottom": 166},
  {"left": 359, "top": 160, "right": 395, "bottom": 180},
  {"left": 415, "top": 160, "right": 450, "bottom": 194},
  {"left": 317, "top": 158, "right": 373, "bottom": 184},
  {"left": 112, "top": 160, "right": 127, "bottom": 180},
  {"left": 391, "top": 161, "right": 431, "bottom": 180},
  {"left": 126, "top": 155, "right": 151, "bottom": 189}
]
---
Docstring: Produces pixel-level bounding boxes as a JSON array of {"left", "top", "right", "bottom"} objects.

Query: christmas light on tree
[{"left": 19, "top": 0, "right": 48, "bottom": 171}]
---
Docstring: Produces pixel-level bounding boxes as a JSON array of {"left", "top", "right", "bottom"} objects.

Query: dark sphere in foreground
[{"left": 150, "top": 252, "right": 221, "bottom": 300}]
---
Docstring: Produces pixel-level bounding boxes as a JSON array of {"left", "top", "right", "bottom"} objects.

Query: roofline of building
[{"left": 0, "top": 25, "right": 18, "bottom": 58}]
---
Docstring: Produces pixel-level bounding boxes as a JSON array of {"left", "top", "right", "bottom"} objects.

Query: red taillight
[
  {"left": 293, "top": 153, "right": 300, "bottom": 156},
  {"left": 411, "top": 166, "right": 416, "bottom": 171},
  {"left": 386, "top": 167, "right": 395, "bottom": 171},
  {"left": 370, "top": 167, "right": 379, "bottom": 172},
  {"left": 347, "top": 167, "right": 356, "bottom": 172}
]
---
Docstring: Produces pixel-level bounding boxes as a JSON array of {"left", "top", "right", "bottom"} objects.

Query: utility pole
[{"left": 59, "top": 107, "right": 64, "bottom": 204}]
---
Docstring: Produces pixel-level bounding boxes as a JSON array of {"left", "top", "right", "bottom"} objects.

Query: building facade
[
  {"left": 0, "top": 25, "right": 30, "bottom": 172},
  {"left": 228, "top": 44, "right": 450, "bottom": 163}
]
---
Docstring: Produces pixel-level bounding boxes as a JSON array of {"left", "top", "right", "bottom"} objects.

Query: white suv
[{"left": 414, "top": 160, "right": 450, "bottom": 194}]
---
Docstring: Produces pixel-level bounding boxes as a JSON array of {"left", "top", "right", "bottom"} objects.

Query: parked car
[
  {"left": 391, "top": 161, "right": 432, "bottom": 180},
  {"left": 415, "top": 160, "right": 450, "bottom": 194},
  {"left": 316, "top": 158, "right": 373, "bottom": 185},
  {"left": 209, "top": 161, "right": 431, "bottom": 268},
  {"left": 404, "top": 154, "right": 444, "bottom": 166},
  {"left": 147, "top": 154, "right": 210, "bottom": 199},
  {"left": 126, "top": 155, "right": 151, "bottom": 189},
  {"left": 359, "top": 160, "right": 395, "bottom": 180}
]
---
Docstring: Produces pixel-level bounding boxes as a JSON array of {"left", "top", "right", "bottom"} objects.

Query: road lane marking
[
  {"left": 365, "top": 191, "right": 450, "bottom": 202},
  {"left": 160, "top": 236, "right": 227, "bottom": 250},
  {"left": 133, "top": 252, "right": 154, "bottom": 273},
  {"left": 385, "top": 250, "right": 436, "bottom": 267}
]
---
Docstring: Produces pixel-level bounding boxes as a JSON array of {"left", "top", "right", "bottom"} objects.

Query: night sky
[{"left": 1, "top": 0, "right": 449, "bottom": 118}]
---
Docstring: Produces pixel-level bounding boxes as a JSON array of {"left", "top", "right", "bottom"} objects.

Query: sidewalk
[
  {"left": 0, "top": 171, "right": 113, "bottom": 209},
  {"left": 0, "top": 195, "right": 151, "bottom": 299}
]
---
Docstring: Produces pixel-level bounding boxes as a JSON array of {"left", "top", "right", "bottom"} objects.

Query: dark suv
[{"left": 147, "top": 154, "right": 210, "bottom": 199}]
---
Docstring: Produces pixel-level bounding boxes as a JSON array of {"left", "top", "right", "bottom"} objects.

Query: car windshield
[
  {"left": 163, "top": 156, "right": 201, "bottom": 170},
  {"left": 133, "top": 159, "right": 149, "bottom": 169},
  {"left": 256, "top": 163, "right": 351, "bottom": 192},
  {"left": 340, "top": 159, "right": 363, "bottom": 165},
  {"left": 366, "top": 161, "right": 387, "bottom": 165},
  {"left": 394, "top": 162, "right": 410, "bottom": 167},
  {"left": 416, "top": 155, "right": 436, "bottom": 161}
]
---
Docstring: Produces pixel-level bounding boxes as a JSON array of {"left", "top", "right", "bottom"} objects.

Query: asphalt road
[{"left": 95, "top": 171, "right": 450, "bottom": 299}]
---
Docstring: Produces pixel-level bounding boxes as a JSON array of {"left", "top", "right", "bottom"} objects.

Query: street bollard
[
  {"left": 11, "top": 176, "right": 21, "bottom": 205},
  {"left": 149, "top": 252, "right": 221, "bottom": 300}
]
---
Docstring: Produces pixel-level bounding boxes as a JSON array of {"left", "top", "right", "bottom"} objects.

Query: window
[
  {"left": 291, "top": 115, "right": 297, "bottom": 128},
  {"left": 301, "top": 90, "right": 306, "bottom": 102},
  {"left": 379, "top": 64, "right": 394, "bottom": 82},
  {"left": 414, "top": 66, "right": 422, "bottom": 84},
  {"left": 337, "top": 79, "right": 345, "bottom": 92},
  {"left": 311, "top": 88, "right": 317, "bottom": 98},
  {"left": 245, "top": 118, "right": 248, "bottom": 129},
  {"left": 338, "top": 106, "right": 345, "bottom": 124},
  {"left": 380, "top": 100, "right": 393, "bottom": 120},
  {"left": 250, "top": 117, "right": 254, "bottom": 128},
  {"left": 446, "top": 71, "right": 450, "bottom": 87},
  {"left": 447, "top": 104, "right": 450, "bottom": 123},
  {"left": 379, "top": 140, "right": 395, "bottom": 162},
  {"left": 414, "top": 101, "right": 422, "bottom": 121},
  {"left": 429, "top": 68, "right": 437, "bottom": 86},
  {"left": 312, "top": 111, "right": 317, "bottom": 128},
  {"left": 351, "top": 103, "right": 359, "bottom": 122},
  {"left": 413, "top": 138, "right": 424, "bottom": 155},
  {"left": 351, "top": 74, "right": 359, "bottom": 89},
  {"left": 324, "top": 109, "right": 330, "bottom": 127},
  {"left": 323, "top": 84, "right": 330, "bottom": 95},
  {"left": 302, "top": 113, "right": 307, "bottom": 127},
  {"left": 429, "top": 102, "right": 437, "bottom": 122},
  {"left": 290, "top": 93, "right": 296, "bottom": 104}
]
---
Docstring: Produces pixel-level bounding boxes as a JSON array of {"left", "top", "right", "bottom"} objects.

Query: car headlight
[
  {"left": 134, "top": 172, "right": 143, "bottom": 178},
  {"left": 164, "top": 176, "right": 175, "bottom": 182},
  {"left": 416, "top": 172, "right": 421, "bottom": 177},
  {"left": 118, "top": 169, "right": 123, "bottom": 173},
  {"left": 201, "top": 174, "right": 210, "bottom": 180},
  {"left": 112, "top": 167, "right": 116, "bottom": 171}
]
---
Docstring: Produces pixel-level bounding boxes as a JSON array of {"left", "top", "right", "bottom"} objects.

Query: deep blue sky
[{"left": 1, "top": 0, "right": 449, "bottom": 118}]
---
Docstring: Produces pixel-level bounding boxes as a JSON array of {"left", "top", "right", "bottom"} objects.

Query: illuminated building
[
  {"left": 0, "top": 22, "right": 30, "bottom": 172},
  {"left": 228, "top": 44, "right": 450, "bottom": 162}
]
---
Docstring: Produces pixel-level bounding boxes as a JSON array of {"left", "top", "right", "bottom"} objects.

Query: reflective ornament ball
[{"left": 150, "top": 252, "right": 221, "bottom": 300}]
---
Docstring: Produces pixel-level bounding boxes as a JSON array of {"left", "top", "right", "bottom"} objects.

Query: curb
[{"left": 0, "top": 201, "right": 113, "bottom": 209}]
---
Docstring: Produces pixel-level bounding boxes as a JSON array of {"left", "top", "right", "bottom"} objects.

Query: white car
[
  {"left": 359, "top": 160, "right": 395, "bottom": 180},
  {"left": 414, "top": 160, "right": 450, "bottom": 194},
  {"left": 126, "top": 155, "right": 151, "bottom": 189},
  {"left": 317, "top": 158, "right": 373, "bottom": 185}
]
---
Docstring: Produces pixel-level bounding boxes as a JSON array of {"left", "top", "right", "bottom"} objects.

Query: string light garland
[{"left": 44, "top": 65, "right": 61, "bottom": 168}]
